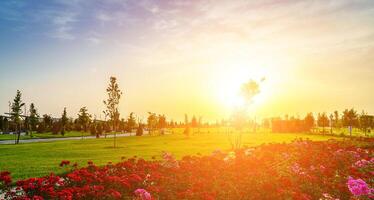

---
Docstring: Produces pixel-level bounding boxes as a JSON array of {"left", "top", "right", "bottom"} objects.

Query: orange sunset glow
[{"left": 0, "top": 1, "right": 373, "bottom": 200}]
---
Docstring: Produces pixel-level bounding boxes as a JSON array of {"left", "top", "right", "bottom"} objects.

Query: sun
[{"left": 213, "top": 63, "right": 271, "bottom": 111}]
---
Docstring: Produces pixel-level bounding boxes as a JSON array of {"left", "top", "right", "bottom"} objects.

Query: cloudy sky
[{"left": 0, "top": 0, "right": 373, "bottom": 121}]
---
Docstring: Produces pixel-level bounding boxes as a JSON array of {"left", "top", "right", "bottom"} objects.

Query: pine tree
[
  {"left": 61, "top": 107, "right": 68, "bottom": 136},
  {"left": 77, "top": 107, "right": 91, "bottom": 133},
  {"left": 11, "top": 90, "right": 25, "bottom": 144},
  {"left": 29, "top": 103, "right": 39, "bottom": 137}
]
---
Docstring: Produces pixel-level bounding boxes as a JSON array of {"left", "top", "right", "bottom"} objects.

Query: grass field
[
  {"left": 0, "top": 130, "right": 342, "bottom": 180},
  {"left": 0, "top": 131, "right": 119, "bottom": 141}
]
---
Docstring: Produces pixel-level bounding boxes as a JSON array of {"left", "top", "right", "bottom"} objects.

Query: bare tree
[{"left": 103, "top": 76, "right": 122, "bottom": 148}]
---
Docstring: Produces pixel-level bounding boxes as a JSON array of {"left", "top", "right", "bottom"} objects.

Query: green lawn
[
  {"left": 0, "top": 131, "right": 113, "bottom": 141},
  {"left": 0, "top": 131, "right": 342, "bottom": 180}
]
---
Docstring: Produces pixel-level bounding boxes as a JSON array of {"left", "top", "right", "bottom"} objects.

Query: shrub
[{"left": 1, "top": 140, "right": 373, "bottom": 200}]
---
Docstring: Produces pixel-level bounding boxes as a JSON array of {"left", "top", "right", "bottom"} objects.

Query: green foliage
[
  {"left": 11, "top": 90, "right": 25, "bottom": 144},
  {"left": 77, "top": 107, "right": 91, "bottom": 132},
  {"left": 359, "top": 111, "right": 373, "bottom": 135},
  {"left": 51, "top": 123, "right": 60, "bottom": 135},
  {"left": 42, "top": 114, "right": 53, "bottom": 131},
  {"left": 61, "top": 108, "right": 68, "bottom": 136},
  {"left": 29, "top": 103, "right": 39, "bottom": 135},
  {"left": 90, "top": 124, "right": 97, "bottom": 136},
  {"left": 103, "top": 76, "right": 122, "bottom": 130},
  {"left": 342, "top": 108, "right": 358, "bottom": 136},
  {"left": 103, "top": 76, "right": 122, "bottom": 148},
  {"left": 127, "top": 112, "right": 137, "bottom": 130},
  {"left": 96, "top": 123, "right": 103, "bottom": 137},
  {"left": 10, "top": 90, "right": 25, "bottom": 124},
  {"left": 147, "top": 112, "right": 158, "bottom": 134}
]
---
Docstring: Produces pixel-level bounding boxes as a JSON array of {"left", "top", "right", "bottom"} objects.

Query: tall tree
[
  {"left": 342, "top": 108, "right": 358, "bottom": 137},
  {"left": 333, "top": 111, "right": 339, "bottom": 128},
  {"left": 103, "top": 76, "right": 122, "bottom": 148},
  {"left": 241, "top": 79, "right": 261, "bottom": 133},
  {"left": 317, "top": 112, "right": 329, "bottom": 134},
  {"left": 77, "top": 107, "right": 91, "bottom": 134},
  {"left": 304, "top": 113, "right": 315, "bottom": 132},
  {"left": 184, "top": 114, "right": 189, "bottom": 126},
  {"left": 11, "top": 90, "right": 25, "bottom": 144},
  {"left": 127, "top": 112, "right": 137, "bottom": 131},
  {"left": 147, "top": 112, "right": 158, "bottom": 135},
  {"left": 61, "top": 107, "right": 68, "bottom": 136},
  {"left": 158, "top": 114, "right": 167, "bottom": 134},
  {"left": 191, "top": 115, "right": 198, "bottom": 128},
  {"left": 42, "top": 114, "right": 53, "bottom": 132},
  {"left": 329, "top": 114, "right": 334, "bottom": 134},
  {"left": 359, "top": 110, "right": 373, "bottom": 136},
  {"left": 28, "top": 103, "right": 39, "bottom": 137}
]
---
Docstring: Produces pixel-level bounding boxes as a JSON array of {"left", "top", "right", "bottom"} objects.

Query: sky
[{"left": 0, "top": 0, "right": 373, "bottom": 122}]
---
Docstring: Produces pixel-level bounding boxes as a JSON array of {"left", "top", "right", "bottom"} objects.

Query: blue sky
[{"left": 1, "top": 0, "right": 374, "bottom": 121}]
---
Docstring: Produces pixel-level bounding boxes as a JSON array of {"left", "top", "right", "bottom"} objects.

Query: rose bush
[{"left": 0, "top": 139, "right": 372, "bottom": 200}]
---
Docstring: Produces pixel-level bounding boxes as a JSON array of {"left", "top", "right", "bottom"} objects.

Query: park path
[{"left": 0, "top": 132, "right": 149, "bottom": 145}]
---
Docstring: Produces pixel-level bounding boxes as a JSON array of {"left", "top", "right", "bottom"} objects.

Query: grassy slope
[{"left": 0, "top": 131, "right": 340, "bottom": 180}]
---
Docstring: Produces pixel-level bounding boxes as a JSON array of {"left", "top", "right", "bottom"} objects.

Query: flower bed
[{"left": 1, "top": 140, "right": 373, "bottom": 200}]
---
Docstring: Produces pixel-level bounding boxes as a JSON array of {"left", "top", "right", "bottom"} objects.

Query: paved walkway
[{"left": 0, "top": 132, "right": 149, "bottom": 145}]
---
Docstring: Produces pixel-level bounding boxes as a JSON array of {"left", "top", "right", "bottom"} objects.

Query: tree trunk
[
  {"left": 16, "top": 124, "right": 21, "bottom": 144},
  {"left": 14, "top": 124, "right": 17, "bottom": 144}
]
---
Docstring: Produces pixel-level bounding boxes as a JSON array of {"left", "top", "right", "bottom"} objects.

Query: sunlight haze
[{"left": 1, "top": 0, "right": 373, "bottom": 121}]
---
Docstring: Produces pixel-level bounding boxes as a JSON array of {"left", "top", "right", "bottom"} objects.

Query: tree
[
  {"left": 103, "top": 76, "right": 122, "bottom": 148},
  {"left": 329, "top": 114, "right": 334, "bottom": 134},
  {"left": 191, "top": 116, "right": 198, "bottom": 128},
  {"left": 304, "top": 113, "right": 314, "bottom": 132},
  {"left": 28, "top": 103, "right": 39, "bottom": 137},
  {"left": 342, "top": 108, "right": 358, "bottom": 137},
  {"left": 333, "top": 111, "right": 340, "bottom": 128},
  {"left": 61, "top": 107, "right": 68, "bottom": 136},
  {"left": 359, "top": 111, "right": 373, "bottom": 136},
  {"left": 96, "top": 123, "right": 103, "bottom": 138},
  {"left": 158, "top": 114, "right": 167, "bottom": 134},
  {"left": 240, "top": 79, "right": 261, "bottom": 133},
  {"left": 0, "top": 116, "right": 3, "bottom": 132},
  {"left": 127, "top": 112, "right": 137, "bottom": 131},
  {"left": 136, "top": 124, "right": 144, "bottom": 136},
  {"left": 241, "top": 80, "right": 260, "bottom": 104},
  {"left": 90, "top": 124, "right": 97, "bottom": 136},
  {"left": 42, "top": 114, "right": 53, "bottom": 132},
  {"left": 77, "top": 107, "right": 91, "bottom": 133},
  {"left": 11, "top": 90, "right": 25, "bottom": 144},
  {"left": 184, "top": 114, "right": 189, "bottom": 126},
  {"left": 147, "top": 112, "right": 158, "bottom": 135},
  {"left": 317, "top": 112, "right": 329, "bottom": 134}
]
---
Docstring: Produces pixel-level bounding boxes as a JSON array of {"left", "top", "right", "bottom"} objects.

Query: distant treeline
[{"left": 267, "top": 109, "right": 373, "bottom": 136}]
